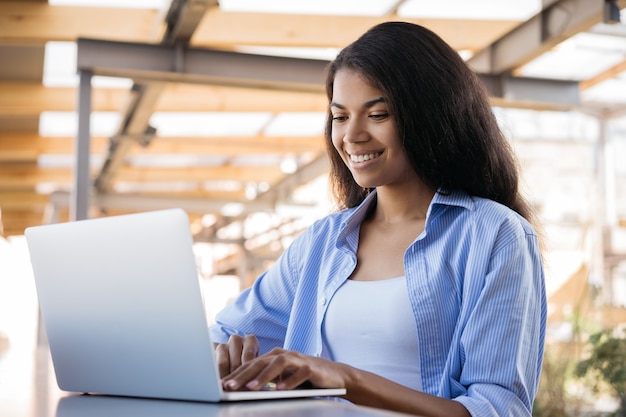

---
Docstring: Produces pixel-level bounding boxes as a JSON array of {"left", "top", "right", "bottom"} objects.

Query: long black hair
[{"left": 324, "top": 21, "right": 535, "bottom": 224}]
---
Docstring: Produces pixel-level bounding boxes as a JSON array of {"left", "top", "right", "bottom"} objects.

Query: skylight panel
[
  {"left": 113, "top": 181, "right": 201, "bottom": 193},
  {"left": 494, "top": 108, "right": 600, "bottom": 142},
  {"left": 263, "top": 112, "right": 326, "bottom": 136},
  {"left": 43, "top": 42, "right": 76, "bottom": 87},
  {"left": 398, "top": 0, "right": 542, "bottom": 20},
  {"left": 49, "top": 0, "right": 166, "bottom": 8},
  {"left": 219, "top": 0, "right": 399, "bottom": 16},
  {"left": 231, "top": 154, "right": 283, "bottom": 166},
  {"left": 517, "top": 33, "right": 626, "bottom": 81},
  {"left": 37, "top": 154, "right": 104, "bottom": 169},
  {"left": 235, "top": 46, "right": 339, "bottom": 61},
  {"left": 127, "top": 154, "right": 228, "bottom": 168},
  {"left": 582, "top": 75, "right": 626, "bottom": 104},
  {"left": 150, "top": 112, "right": 273, "bottom": 137},
  {"left": 39, "top": 111, "right": 121, "bottom": 137},
  {"left": 202, "top": 180, "right": 243, "bottom": 192},
  {"left": 44, "top": 41, "right": 132, "bottom": 88}
]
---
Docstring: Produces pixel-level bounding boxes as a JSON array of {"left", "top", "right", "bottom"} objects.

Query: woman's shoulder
[
  {"left": 435, "top": 190, "right": 535, "bottom": 236},
  {"left": 469, "top": 195, "right": 537, "bottom": 237}
]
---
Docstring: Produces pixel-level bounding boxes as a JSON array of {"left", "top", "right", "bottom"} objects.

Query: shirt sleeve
[{"left": 453, "top": 226, "right": 547, "bottom": 417}]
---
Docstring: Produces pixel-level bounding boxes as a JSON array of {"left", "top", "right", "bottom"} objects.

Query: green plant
[{"left": 575, "top": 328, "right": 626, "bottom": 417}]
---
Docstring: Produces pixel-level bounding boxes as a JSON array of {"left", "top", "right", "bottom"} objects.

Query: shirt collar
[
  {"left": 429, "top": 189, "right": 474, "bottom": 213},
  {"left": 336, "top": 190, "right": 377, "bottom": 247}
]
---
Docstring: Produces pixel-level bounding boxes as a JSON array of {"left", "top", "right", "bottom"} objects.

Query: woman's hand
[
  {"left": 219, "top": 346, "right": 471, "bottom": 417},
  {"left": 214, "top": 334, "right": 260, "bottom": 378},
  {"left": 221, "top": 348, "right": 348, "bottom": 392}
]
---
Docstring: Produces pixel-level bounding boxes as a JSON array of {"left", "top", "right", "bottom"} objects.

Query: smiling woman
[{"left": 209, "top": 21, "right": 546, "bottom": 417}]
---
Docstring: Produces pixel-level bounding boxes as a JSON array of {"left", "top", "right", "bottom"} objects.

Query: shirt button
[{"left": 319, "top": 297, "right": 326, "bottom": 306}]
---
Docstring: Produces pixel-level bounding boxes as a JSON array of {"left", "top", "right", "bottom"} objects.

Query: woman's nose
[{"left": 343, "top": 119, "right": 368, "bottom": 143}]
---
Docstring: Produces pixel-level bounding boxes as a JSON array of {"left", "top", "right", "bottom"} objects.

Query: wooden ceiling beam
[
  {"left": 0, "top": 3, "right": 521, "bottom": 52},
  {"left": 0, "top": 133, "right": 324, "bottom": 161},
  {"left": 156, "top": 83, "right": 327, "bottom": 113},
  {"left": 0, "top": 2, "right": 157, "bottom": 44},
  {"left": 0, "top": 165, "right": 79, "bottom": 188},
  {"left": 0, "top": 82, "right": 327, "bottom": 115},
  {"left": 0, "top": 191, "right": 49, "bottom": 209},
  {"left": 0, "top": 83, "right": 127, "bottom": 114},
  {"left": 0, "top": 135, "right": 108, "bottom": 161},
  {"left": 0, "top": 208, "right": 46, "bottom": 237},
  {"left": 0, "top": 164, "right": 286, "bottom": 187},
  {"left": 135, "top": 137, "right": 324, "bottom": 156},
  {"left": 115, "top": 165, "right": 285, "bottom": 183},
  {"left": 192, "top": 10, "right": 521, "bottom": 52}
]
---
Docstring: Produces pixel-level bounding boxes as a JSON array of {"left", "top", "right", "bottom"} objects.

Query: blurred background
[{"left": 1, "top": 1, "right": 626, "bottom": 415}]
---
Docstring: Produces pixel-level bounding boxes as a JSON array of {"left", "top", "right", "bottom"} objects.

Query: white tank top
[{"left": 322, "top": 276, "right": 422, "bottom": 391}]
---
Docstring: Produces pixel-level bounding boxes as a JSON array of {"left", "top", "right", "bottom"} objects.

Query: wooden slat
[
  {"left": 0, "top": 133, "right": 325, "bottom": 162},
  {"left": 0, "top": 3, "right": 521, "bottom": 52},
  {"left": 116, "top": 165, "right": 285, "bottom": 183},
  {"left": 0, "top": 191, "right": 49, "bottom": 209},
  {"left": 0, "top": 135, "right": 109, "bottom": 161},
  {"left": 0, "top": 3, "right": 157, "bottom": 43},
  {"left": 0, "top": 83, "right": 127, "bottom": 114},
  {"left": 193, "top": 9, "right": 522, "bottom": 52},
  {"left": 136, "top": 136, "right": 324, "bottom": 156},
  {"left": 156, "top": 83, "right": 327, "bottom": 112},
  {"left": 0, "top": 82, "right": 327, "bottom": 115},
  {"left": 0, "top": 165, "right": 78, "bottom": 188},
  {"left": 0, "top": 164, "right": 286, "bottom": 187},
  {"left": 0, "top": 208, "right": 47, "bottom": 236}
]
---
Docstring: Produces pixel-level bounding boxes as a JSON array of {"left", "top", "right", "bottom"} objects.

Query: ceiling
[{"left": 1, "top": 0, "right": 626, "bottom": 253}]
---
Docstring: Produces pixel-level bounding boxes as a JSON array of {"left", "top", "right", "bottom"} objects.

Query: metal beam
[
  {"left": 72, "top": 69, "right": 92, "bottom": 221},
  {"left": 89, "top": 0, "right": 218, "bottom": 196},
  {"left": 468, "top": 0, "right": 613, "bottom": 74},
  {"left": 161, "top": 0, "right": 218, "bottom": 44},
  {"left": 93, "top": 82, "right": 164, "bottom": 192},
  {"left": 76, "top": 37, "right": 585, "bottom": 108},
  {"left": 479, "top": 74, "right": 580, "bottom": 107},
  {"left": 76, "top": 38, "right": 330, "bottom": 93}
]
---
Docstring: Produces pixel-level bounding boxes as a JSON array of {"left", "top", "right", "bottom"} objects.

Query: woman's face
[{"left": 330, "top": 69, "right": 418, "bottom": 190}]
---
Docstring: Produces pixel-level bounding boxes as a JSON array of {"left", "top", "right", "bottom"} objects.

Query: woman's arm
[{"left": 221, "top": 348, "right": 470, "bottom": 417}]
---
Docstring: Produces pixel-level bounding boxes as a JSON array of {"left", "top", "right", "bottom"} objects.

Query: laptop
[{"left": 25, "top": 208, "right": 346, "bottom": 402}]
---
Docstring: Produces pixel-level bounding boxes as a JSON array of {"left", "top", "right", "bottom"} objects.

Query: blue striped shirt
[{"left": 210, "top": 189, "right": 547, "bottom": 417}]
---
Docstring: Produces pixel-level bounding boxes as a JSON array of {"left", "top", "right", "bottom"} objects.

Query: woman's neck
[{"left": 371, "top": 183, "right": 435, "bottom": 224}]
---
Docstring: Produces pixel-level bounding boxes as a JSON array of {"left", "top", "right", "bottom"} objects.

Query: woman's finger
[
  {"left": 241, "top": 334, "right": 260, "bottom": 364},
  {"left": 214, "top": 343, "right": 231, "bottom": 378},
  {"left": 226, "top": 334, "right": 245, "bottom": 373}
]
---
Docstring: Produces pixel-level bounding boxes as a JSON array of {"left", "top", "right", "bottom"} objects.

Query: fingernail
[
  {"left": 246, "top": 380, "right": 259, "bottom": 389},
  {"left": 225, "top": 380, "right": 237, "bottom": 389}
]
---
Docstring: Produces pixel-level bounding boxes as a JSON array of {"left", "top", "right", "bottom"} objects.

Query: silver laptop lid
[{"left": 26, "top": 209, "right": 223, "bottom": 402}]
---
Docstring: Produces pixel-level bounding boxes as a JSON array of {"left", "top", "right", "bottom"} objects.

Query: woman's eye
[
  {"left": 370, "top": 113, "right": 389, "bottom": 120},
  {"left": 332, "top": 115, "right": 347, "bottom": 122}
]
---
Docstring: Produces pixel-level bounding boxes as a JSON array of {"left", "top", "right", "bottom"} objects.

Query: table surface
[
  {"left": 0, "top": 343, "right": 412, "bottom": 417},
  {"left": 51, "top": 394, "right": 410, "bottom": 417}
]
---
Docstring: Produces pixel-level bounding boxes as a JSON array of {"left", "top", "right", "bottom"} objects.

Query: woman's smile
[{"left": 348, "top": 152, "right": 383, "bottom": 164}]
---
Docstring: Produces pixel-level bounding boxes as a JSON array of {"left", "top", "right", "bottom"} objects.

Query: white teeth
[{"left": 350, "top": 152, "right": 381, "bottom": 163}]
